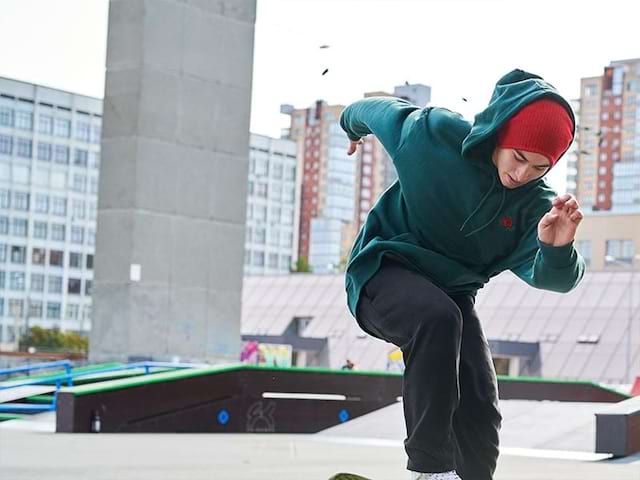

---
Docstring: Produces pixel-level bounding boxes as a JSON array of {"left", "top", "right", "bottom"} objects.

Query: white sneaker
[{"left": 410, "top": 470, "right": 462, "bottom": 480}]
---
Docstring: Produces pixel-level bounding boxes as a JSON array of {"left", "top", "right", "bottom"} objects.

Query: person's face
[{"left": 491, "top": 147, "right": 551, "bottom": 189}]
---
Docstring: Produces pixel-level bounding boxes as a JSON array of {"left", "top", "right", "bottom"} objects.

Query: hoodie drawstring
[{"left": 459, "top": 176, "right": 506, "bottom": 238}]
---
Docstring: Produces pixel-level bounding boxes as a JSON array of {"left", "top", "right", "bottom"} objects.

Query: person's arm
[
  {"left": 340, "top": 97, "right": 420, "bottom": 158},
  {"left": 510, "top": 194, "right": 585, "bottom": 293}
]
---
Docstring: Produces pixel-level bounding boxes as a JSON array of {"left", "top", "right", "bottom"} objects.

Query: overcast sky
[{"left": 1, "top": 0, "right": 639, "bottom": 192}]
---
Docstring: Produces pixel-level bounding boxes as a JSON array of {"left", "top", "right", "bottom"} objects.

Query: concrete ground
[
  {"left": 0, "top": 429, "right": 639, "bottom": 480},
  {"left": 1, "top": 401, "right": 639, "bottom": 480}
]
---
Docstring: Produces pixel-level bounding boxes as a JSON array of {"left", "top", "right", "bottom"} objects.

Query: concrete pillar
[{"left": 90, "top": 0, "right": 256, "bottom": 363}]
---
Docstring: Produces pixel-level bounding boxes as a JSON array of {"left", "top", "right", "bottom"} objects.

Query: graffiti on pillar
[{"left": 246, "top": 401, "right": 276, "bottom": 432}]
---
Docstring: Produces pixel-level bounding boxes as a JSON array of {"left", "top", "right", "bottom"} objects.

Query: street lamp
[{"left": 605, "top": 253, "right": 639, "bottom": 384}]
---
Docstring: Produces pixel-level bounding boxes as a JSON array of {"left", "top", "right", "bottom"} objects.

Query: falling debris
[
  {"left": 596, "top": 130, "right": 602, "bottom": 136},
  {"left": 462, "top": 97, "right": 468, "bottom": 102},
  {"left": 322, "top": 68, "right": 329, "bottom": 76},
  {"left": 319, "top": 44, "right": 330, "bottom": 49},
  {"left": 598, "top": 138, "right": 604, "bottom": 147}
]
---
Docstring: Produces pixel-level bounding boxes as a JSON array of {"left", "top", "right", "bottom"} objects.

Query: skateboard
[{"left": 329, "top": 474, "right": 372, "bottom": 480}]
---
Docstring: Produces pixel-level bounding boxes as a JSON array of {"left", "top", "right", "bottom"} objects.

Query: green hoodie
[{"left": 340, "top": 69, "right": 585, "bottom": 317}]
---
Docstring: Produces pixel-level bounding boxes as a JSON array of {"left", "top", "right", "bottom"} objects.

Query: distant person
[
  {"left": 341, "top": 359, "right": 355, "bottom": 370},
  {"left": 340, "top": 69, "right": 585, "bottom": 480}
]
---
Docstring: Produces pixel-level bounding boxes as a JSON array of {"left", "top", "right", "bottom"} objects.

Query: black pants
[{"left": 355, "top": 257, "right": 502, "bottom": 480}]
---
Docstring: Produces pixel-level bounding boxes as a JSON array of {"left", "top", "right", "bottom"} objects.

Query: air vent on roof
[
  {"left": 39, "top": 102, "right": 54, "bottom": 108},
  {"left": 77, "top": 110, "right": 91, "bottom": 116},
  {"left": 577, "top": 334, "right": 600, "bottom": 344},
  {"left": 0, "top": 94, "right": 15, "bottom": 99},
  {"left": 57, "top": 106, "right": 71, "bottom": 112}
]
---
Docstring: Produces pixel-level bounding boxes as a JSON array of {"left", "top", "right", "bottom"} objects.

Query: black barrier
[{"left": 56, "top": 365, "right": 629, "bottom": 433}]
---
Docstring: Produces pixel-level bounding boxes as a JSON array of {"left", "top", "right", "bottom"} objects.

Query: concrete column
[{"left": 90, "top": 0, "right": 256, "bottom": 363}]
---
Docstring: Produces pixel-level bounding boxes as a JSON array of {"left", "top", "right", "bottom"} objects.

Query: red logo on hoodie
[{"left": 500, "top": 216, "right": 513, "bottom": 230}]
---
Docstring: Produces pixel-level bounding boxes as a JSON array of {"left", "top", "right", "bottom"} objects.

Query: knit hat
[{"left": 496, "top": 98, "right": 574, "bottom": 167}]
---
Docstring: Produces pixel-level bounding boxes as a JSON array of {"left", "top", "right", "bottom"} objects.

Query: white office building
[
  {"left": 0, "top": 76, "right": 101, "bottom": 346},
  {"left": 244, "top": 133, "right": 298, "bottom": 275}
]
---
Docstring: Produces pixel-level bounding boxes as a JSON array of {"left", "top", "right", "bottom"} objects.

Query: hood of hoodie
[
  {"left": 462, "top": 68, "right": 576, "bottom": 165},
  {"left": 456, "top": 69, "right": 576, "bottom": 237}
]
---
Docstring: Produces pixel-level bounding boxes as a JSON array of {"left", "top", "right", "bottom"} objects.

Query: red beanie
[{"left": 496, "top": 98, "right": 574, "bottom": 167}]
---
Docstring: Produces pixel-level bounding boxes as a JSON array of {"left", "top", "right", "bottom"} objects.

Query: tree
[
  {"left": 292, "top": 256, "right": 312, "bottom": 273},
  {"left": 19, "top": 326, "right": 88, "bottom": 353}
]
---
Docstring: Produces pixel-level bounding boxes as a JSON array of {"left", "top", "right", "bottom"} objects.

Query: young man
[{"left": 339, "top": 69, "right": 585, "bottom": 480}]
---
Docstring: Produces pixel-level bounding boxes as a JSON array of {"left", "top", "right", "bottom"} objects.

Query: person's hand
[
  {"left": 347, "top": 139, "right": 363, "bottom": 156},
  {"left": 537, "top": 193, "right": 584, "bottom": 247}
]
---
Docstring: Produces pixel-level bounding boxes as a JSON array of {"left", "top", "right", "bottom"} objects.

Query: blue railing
[
  {"left": 0, "top": 361, "right": 200, "bottom": 414},
  {"left": 0, "top": 359, "right": 73, "bottom": 379}
]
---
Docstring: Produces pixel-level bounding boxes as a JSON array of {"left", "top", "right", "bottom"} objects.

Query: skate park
[{"left": 2, "top": 0, "right": 640, "bottom": 479}]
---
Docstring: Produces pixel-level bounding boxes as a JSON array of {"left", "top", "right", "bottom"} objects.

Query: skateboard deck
[{"left": 329, "top": 474, "right": 372, "bottom": 480}]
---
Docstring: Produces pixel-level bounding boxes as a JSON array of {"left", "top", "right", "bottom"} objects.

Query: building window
[
  {"left": 75, "top": 122, "right": 91, "bottom": 142},
  {"left": 605, "top": 239, "right": 635, "bottom": 265},
  {"left": 0, "top": 271, "right": 5, "bottom": 289},
  {"left": 38, "top": 114, "right": 54, "bottom": 134},
  {"left": 66, "top": 303, "right": 80, "bottom": 320},
  {"left": 16, "top": 138, "right": 32, "bottom": 158},
  {"left": 86, "top": 254, "right": 93, "bottom": 269},
  {"left": 268, "top": 253, "right": 278, "bottom": 268},
  {"left": 54, "top": 145, "right": 69, "bottom": 164},
  {"left": 30, "top": 273, "right": 44, "bottom": 292},
  {"left": 68, "top": 278, "right": 82, "bottom": 294},
  {"left": 284, "top": 165, "right": 295, "bottom": 182},
  {"left": 55, "top": 118, "right": 71, "bottom": 138},
  {"left": 9, "top": 272, "right": 25, "bottom": 291},
  {"left": 34, "top": 194, "right": 49, "bottom": 213},
  {"left": 13, "top": 192, "right": 29, "bottom": 211},
  {"left": 32, "top": 248, "right": 46, "bottom": 265},
  {"left": 574, "top": 240, "right": 591, "bottom": 266},
  {"left": 254, "top": 227, "right": 266, "bottom": 244},
  {"left": 0, "top": 135, "right": 12, "bottom": 155},
  {"left": 0, "top": 190, "right": 11, "bottom": 208},
  {"left": 74, "top": 149, "right": 88, "bottom": 167},
  {"left": 253, "top": 251, "right": 265, "bottom": 267},
  {"left": 0, "top": 189, "right": 10, "bottom": 209},
  {"left": 48, "top": 275, "right": 63, "bottom": 293},
  {"left": 89, "top": 176, "right": 99, "bottom": 194},
  {"left": 11, "top": 246, "right": 26, "bottom": 264},
  {"left": 72, "top": 173, "right": 87, "bottom": 193},
  {"left": 12, "top": 218, "right": 28, "bottom": 237},
  {"left": 72, "top": 200, "right": 85, "bottom": 220},
  {"left": 33, "top": 221, "right": 47, "bottom": 239},
  {"left": 0, "top": 216, "right": 8, "bottom": 234},
  {"left": 51, "top": 197, "right": 66, "bottom": 216},
  {"left": 85, "top": 279, "right": 92, "bottom": 296},
  {"left": 49, "top": 250, "right": 64, "bottom": 267},
  {"left": 9, "top": 299, "right": 24, "bottom": 317},
  {"left": 89, "top": 152, "right": 100, "bottom": 169},
  {"left": 91, "top": 124, "right": 101, "bottom": 144},
  {"left": 15, "top": 111, "right": 33, "bottom": 131},
  {"left": 0, "top": 243, "right": 6, "bottom": 262},
  {"left": 28, "top": 300, "right": 43, "bottom": 319},
  {"left": 37, "top": 142, "right": 52, "bottom": 161},
  {"left": 71, "top": 226, "right": 84, "bottom": 244},
  {"left": 46, "top": 302, "right": 61, "bottom": 319},
  {"left": 0, "top": 107, "right": 13, "bottom": 127},
  {"left": 69, "top": 252, "right": 83, "bottom": 269},
  {"left": 51, "top": 224, "right": 65, "bottom": 242},
  {"left": 87, "top": 229, "right": 95, "bottom": 246}
]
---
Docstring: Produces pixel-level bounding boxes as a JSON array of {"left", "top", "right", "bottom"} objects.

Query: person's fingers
[
  {"left": 552, "top": 193, "right": 574, "bottom": 206},
  {"left": 347, "top": 143, "right": 357, "bottom": 156},
  {"left": 539, "top": 212, "right": 559, "bottom": 228},
  {"left": 565, "top": 198, "right": 579, "bottom": 210},
  {"left": 570, "top": 209, "right": 584, "bottom": 223}
]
